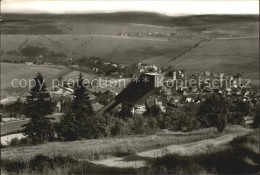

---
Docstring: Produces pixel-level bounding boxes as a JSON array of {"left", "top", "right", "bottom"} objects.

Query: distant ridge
[{"left": 2, "top": 12, "right": 259, "bottom": 27}]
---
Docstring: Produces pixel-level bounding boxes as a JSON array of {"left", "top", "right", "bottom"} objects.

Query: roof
[{"left": 145, "top": 72, "right": 163, "bottom": 76}]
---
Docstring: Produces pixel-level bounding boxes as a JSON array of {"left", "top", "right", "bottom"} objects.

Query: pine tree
[
  {"left": 14, "top": 97, "right": 24, "bottom": 117},
  {"left": 58, "top": 73, "right": 95, "bottom": 141},
  {"left": 71, "top": 73, "right": 94, "bottom": 115},
  {"left": 22, "top": 73, "right": 54, "bottom": 144}
]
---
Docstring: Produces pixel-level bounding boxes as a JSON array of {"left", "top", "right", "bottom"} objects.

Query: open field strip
[
  {"left": 90, "top": 126, "right": 252, "bottom": 168},
  {"left": 1, "top": 113, "right": 62, "bottom": 135},
  {"left": 1, "top": 125, "right": 250, "bottom": 163},
  {"left": 214, "top": 35, "right": 259, "bottom": 40}
]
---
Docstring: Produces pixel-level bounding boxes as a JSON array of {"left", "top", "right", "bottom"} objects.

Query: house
[
  {"left": 72, "top": 65, "right": 79, "bottom": 68},
  {"left": 56, "top": 101, "right": 62, "bottom": 112},
  {"left": 204, "top": 71, "right": 210, "bottom": 77},
  {"left": 134, "top": 105, "right": 146, "bottom": 114},
  {"left": 186, "top": 97, "right": 193, "bottom": 103},
  {"left": 111, "top": 64, "right": 118, "bottom": 68},
  {"left": 64, "top": 88, "right": 74, "bottom": 94},
  {"left": 25, "top": 62, "right": 34, "bottom": 65}
]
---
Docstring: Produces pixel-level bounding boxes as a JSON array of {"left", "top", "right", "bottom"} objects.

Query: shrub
[
  {"left": 110, "top": 117, "right": 131, "bottom": 136},
  {"left": 198, "top": 93, "right": 229, "bottom": 132},
  {"left": 228, "top": 112, "right": 245, "bottom": 125},
  {"left": 20, "top": 137, "right": 31, "bottom": 146},
  {"left": 30, "top": 155, "right": 53, "bottom": 172},
  {"left": 132, "top": 114, "right": 149, "bottom": 134},
  {"left": 30, "top": 154, "right": 76, "bottom": 172},
  {"left": 0, "top": 142, "right": 6, "bottom": 148},
  {"left": 252, "top": 107, "right": 260, "bottom": 128},
  {"left": 152, "top": 154, "right": 205, "bottom": 174},
  {"left": 1, "top": 159, "right": 27, "bottom": 172},
  {"left": 10, "top": 138, "right": 20, "bottom": 147}
]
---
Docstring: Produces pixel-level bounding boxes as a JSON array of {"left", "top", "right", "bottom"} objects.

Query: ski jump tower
[{"left": 97, "top": 73, "right": 164, "bottom": 114}]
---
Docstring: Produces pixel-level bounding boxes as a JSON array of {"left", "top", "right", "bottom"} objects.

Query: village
[{"left": 1, "top": 58, "right": 258, "bottom": 128}]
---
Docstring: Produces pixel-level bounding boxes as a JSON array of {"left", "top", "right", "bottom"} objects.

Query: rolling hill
[{"left": 1, "top": 12, "right": 259, "bottom": 87}]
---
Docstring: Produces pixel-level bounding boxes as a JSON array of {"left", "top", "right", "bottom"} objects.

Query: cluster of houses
[
  {"left": 119, "top": 32, "right": 171, "bottom": 38},
  {"left": 128, "top": 69, "right": 259, "bottom": 116},
  {"left": 158, "top": 70, "right": 259, "bottom": 109},
  {"left": 137, "top": 62, "right": 159, "bottom": 73}
]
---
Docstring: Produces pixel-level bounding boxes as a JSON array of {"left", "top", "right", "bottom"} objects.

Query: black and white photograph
[{"left": 0, "top": 0, "right": 259, "bottom": 174}]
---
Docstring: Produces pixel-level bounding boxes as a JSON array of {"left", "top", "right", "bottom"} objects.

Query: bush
[
  {"left": 171, "top": 113, "right": 199, "bottom": 132},
  {"left": 252, "top": 107, "right": 260, "bottom": 128},
  {"left": 30, "top": 154, "right": 76, "bottom": 172},
  {"left": 228, "top": 112, "right": 245, "bottom": 125},
  {"left": 215, "top": 114, "right": 227, "bottom": 132},
  {"left": 0, "top": 142, "right": 6, "bottom": 148},
  {"left": 1, "top": 159, "right": 27, "bottom": 172},
  {"left": 20, "top": 137, "right": 31, "bottom": 146},
  {"left": 198, "top": 93, "right": 228, "bottom": 132},
  {"left": 152, "top": 154, "right": 205, "bottom": 174},
  {"left": 110, "top": 117, "right": 131, "bottom": 136},
  {"left": 132, "top": 114, "right": 149, "bottom": 134},
  {"left": 166, "top": 103, "right": 199, "bottom": 132},
  {"left": 109, "top": 114, "right": 157, "bottom": 136},
  {"left": 10, "top": 138, "right": 20, "bottom": 147}
]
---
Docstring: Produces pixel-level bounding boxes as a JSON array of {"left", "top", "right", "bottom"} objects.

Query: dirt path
[
  {"left": 214, "top": 36, "right": 259, "bottom": 40},
  {"left": 91, "top": 131, "right": 249, "bottom": 168}
]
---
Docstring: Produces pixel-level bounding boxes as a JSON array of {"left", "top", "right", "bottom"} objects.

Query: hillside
[
  {"left": 171, "top": 37, "right": 259, "bottom": 82},
  {"left": 1, "top": 12, "right": 259, "bottom": 85},
  {"left": 1, "top": 13, "right": 259, "bottom": 35},
  {"left": 1, "top": 35, "right": 197, "bottom": 65},
  {"left": 1, "top": 63, "right": 64, "bottom": 98}
]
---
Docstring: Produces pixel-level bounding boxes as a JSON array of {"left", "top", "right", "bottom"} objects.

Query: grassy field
[
  {"left": 1, "top": 125, "right": 249, "bottom": 161},
  {"left": 1, "top": 34, "right": 197, "bottom": 65},
  {"left": 1, "top": 114, "right": 62, "bottom": 135},
  {"left": 2, "top": 35, "right": 258, "bottom": 81},
  {"left": 150, "top": 130, "right": 260, "bottom": 174},
  {"left": 172, "top": 37, "right": 259, "bottom": 84},
  {"left": 63, "top": 70, "right": 98, "bottom": 82},
  {"left": 0, "top": 63, "right": 66, "bottom": 98},
  {"left": 1, "top": 126, "right": 257, "bottom": 175},
  {"left": 1, "top": 120, "right": 29, "bottom": 135}
]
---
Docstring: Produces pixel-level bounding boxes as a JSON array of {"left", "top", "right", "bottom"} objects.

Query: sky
[{"left": 1, "top": 0, "right": 259, "bottom": 16}]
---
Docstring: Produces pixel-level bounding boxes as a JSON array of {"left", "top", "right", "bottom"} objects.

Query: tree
[
  {"left": 165, "top": 103, "right": 199, "bottom": 132},
  {"left": 228, "top": 99, "right": 252, "bottom": 125},
  {"left": 22, "top": 73, "right": 54, "bottom": 144},
  {"left": 252, "top": 104, "right": 260, "bottom": 128},
  {"left": 15, "top": 97, "right": 24, "bottom": 117},
  {"left": 58, "top": 73, "right": 95, "bottom": 141},
  {"left": 71, "top": 73, "right": 94, "bottom": 115},
  {"left": 198, "top": 93, "right": 229, "bottom": 132},
  {"left": 117, "top": 104, "right": 133, "bottom": 118},
  {"left": 144, "top": 100, "right": 164, "bottom": 128}
]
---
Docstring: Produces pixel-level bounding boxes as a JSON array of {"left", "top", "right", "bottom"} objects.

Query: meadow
[
  {"left": 0, "top": 63, "right": 66, "bottom": 98},
  {"left": 1, "top": 114, "right": 62, "bottom": 135},
  {"left": 1, "top": 34, "right": 197, "bottom": 65},
  {"left": 1, "top": 125, "right": 250, "bottom": 161},
  {"left": 1, "top": 126, "right": 258, "bottom": 174},
  {"left": 1, "top": 120, "right": 29, "bottom": 135},
  {"left": 2, "top": 35, "right": 258, "bottom": 84},
  {"left": 172, "top": 37, "right": 259, "bottom": 73}
]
